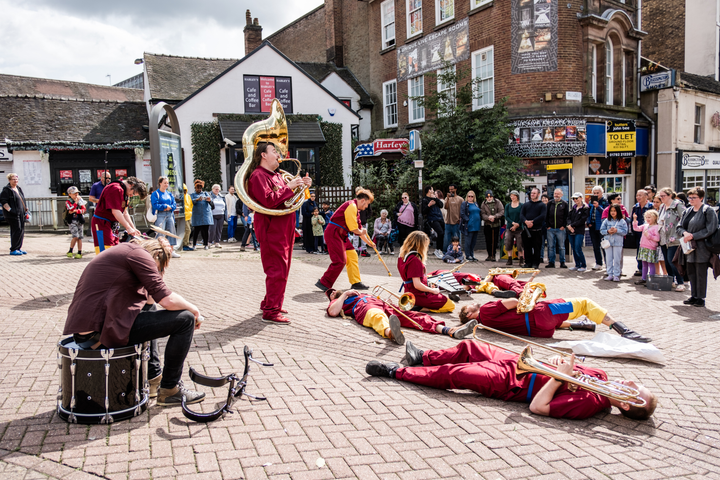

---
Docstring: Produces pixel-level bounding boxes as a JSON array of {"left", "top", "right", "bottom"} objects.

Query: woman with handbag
[
  {"left": 0, "top": 173, "right": 29, "bottom": 255},
  {"left": 394, "top": 192, "right": 419, "bottom": 246},
  {"left": 600, "top": 204, "right": 628, "bottom": 281},
  {"left": 657, "top": 187, "right": 686, "bottom": 291},
  {"left": 151, "top": 176, "right": 181, "bottom": 258},
  {"left": 676, "top": 187, "right": 719, "bottom": 308}
]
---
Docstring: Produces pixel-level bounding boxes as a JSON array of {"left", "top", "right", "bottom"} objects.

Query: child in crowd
[
  {"left": 600, "top": 204, "right": 628, "bottom": 282},
  {"left": 311, "top": 207, "right": 326, "bottom": 254},
  {"left": 443, "top": 236, "right": 465, "bottom": 263},
  {"left": 633, "top": 209, "right": 661, "bottom": 285},
  {"left": 652, "top": 196, "right": 667, "bottom": 275},
  {"left": 65, "top": 186, "right": 87, "bottom": 259}
]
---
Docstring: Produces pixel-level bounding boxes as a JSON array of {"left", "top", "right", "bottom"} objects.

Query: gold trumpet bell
[{"left": 398, "top": 293, "right": 415, "bottom": 311}]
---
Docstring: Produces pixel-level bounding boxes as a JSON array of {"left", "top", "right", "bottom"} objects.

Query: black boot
[
  {"left": 567, "top": 319, "right": 596, "bottom": 332},
  {"left": 351, "top": 282, "right": 369, "bottom": 290},
  {"left": 492, "top": 290, "right": 518, "bottom": 298},
  {"left": 405, "top": 341, "right": 424, "bottom": 366},
  {"left": 366, "top": 360, "right": 399, "bottom": 378},
  {"left": 610, "top": 321, "right": 651, "bottom": 343}
]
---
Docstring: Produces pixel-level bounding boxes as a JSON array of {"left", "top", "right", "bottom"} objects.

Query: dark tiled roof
[
  {"left": 679, "top": 72, "right": 720, "bottom": 96},
  {"left": 0, "top": 96, "right": 149, "bottom": 143},
  {"left": 219, "top": 120, "right": 326, "bottom": 143},
  {"left": 295, "top": 62, "right": 374, "bottom": 108},
  {"left": 144, "top": 52, "right": 238, "bottom": 102},
  {"left": 0, "top": 73, "right": 143, "bottom": 102}
]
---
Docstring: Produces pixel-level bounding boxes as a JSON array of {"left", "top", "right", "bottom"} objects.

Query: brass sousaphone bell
[{"left": 233, "top": 99, "right": 309, "bottom": 216}]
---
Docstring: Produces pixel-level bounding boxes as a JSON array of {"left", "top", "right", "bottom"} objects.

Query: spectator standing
[
  {"left": 311, "top": 207, "right": 326, "bottom": 254},
  {"left": 652, "top": 196, "right": 668, "bottom": 275},
  {"left": 240, "top": 203, "right": 259, "bottom": 252},
  {"left": 461, "top": 191, "right": 481, "bottom": 262},
  {"left": 395, "top": 192, "right": 418, "bottom": 246},
  {"left": 601, "top": 204, "right": 628, "bottom": 282},
  {"left": 190, "top": 180, "right": 213, "bottom": 250},
  {"left": 225, "top": 186, "right": 238, "bottom": 243},
  {"left": 88, "top": 171, "right": 112, "bottom": 205},
  {"left": 545, "top": 188, "right": 569, "bottom": 268},
  {"left": 601, "top": 193, "right": 629, "bottom": 219},
  {"left": 435, "top": 190, "right": 447, "bottom": 223},
  {"left": 151, "top": 176, "right": 181, "bottom": 258},
  {"left": 321, "top": 202, "right": 334, "bottom": 226},
  {"left": 443, "top": 236, "right": 464, "bottom": 263},
  {"left": 540, "top": 193, "right": 550, "bottom": 263},
  {"left": 645, "top": 185, "right": 657, "bottom": 203},
  {"left": 1, "top": 173, "right": 29, "bottom": 255},
  {"left": 657, "top": 187, "right": 686, "bottom": 291},
  {"left": 443, "top": 185, "right": 463, "bottom": 251},
  {"left": 520, "top": 188, "right": 547, "bottom": 268},
  {"left": 65, "top": 186, "right": 86, "bottom": 259},
  {"left": 630, "top": 190, "right": 652, "bottom": 277},
  {"left": 503, "top": 190, "right": 523, "bottom": 266},
  {"left": 181, "top": 184, "right": 194, "bottom": 251},
  {"left": 373, "top": 209, "right": 394, "bottom": 254},
  {"left": 480, "top": 190, "right": 504, "bottom": 262},
  {"left": 422, "top": 186, "right": 445, "bottom": 258},
  {"left": 677, "top": 187, "right": 719, "bottom": 308},
  {"left": 301, "top": 192, "right": 317, "bottom": 253},
  {"left": 587, "top": 186, "right": 608, "bottom": 270},
  {"left": 209, "top": 184, "right": 226, "bottom": 248},
  {"left": 632, "top": 210, "right": 661, "bottom": 285},
  {"left": 567, "top": 192, "right": 590, "bottom": 271}
]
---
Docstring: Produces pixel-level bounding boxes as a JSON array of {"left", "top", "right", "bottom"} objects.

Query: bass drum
[{"left": 57, "top": 337, "right": 149, "bottom": 424}]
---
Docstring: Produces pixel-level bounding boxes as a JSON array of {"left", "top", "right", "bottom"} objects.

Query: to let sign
[{"left": 606, "top": 120, "right": 636, "bottom": 158}]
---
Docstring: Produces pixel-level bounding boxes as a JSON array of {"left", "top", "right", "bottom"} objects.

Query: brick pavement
[{"left": 1, "top": 230, "right": 719, "bottom": 479}]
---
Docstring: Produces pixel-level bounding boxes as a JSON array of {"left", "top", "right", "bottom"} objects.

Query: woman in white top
[
  {"left": 373, "top": 209, "right": 394, "bottom": 254},
  {"left": 209, "top": 184, "right": 226, "bottom": 248}
]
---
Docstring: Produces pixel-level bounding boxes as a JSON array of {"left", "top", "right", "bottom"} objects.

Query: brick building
[{"left": 262, "top": 0, "right": 653, "bottom": 210}]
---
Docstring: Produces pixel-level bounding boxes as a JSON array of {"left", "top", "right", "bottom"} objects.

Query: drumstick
[
  {"left": 370, "top": 243, "right": 392, "bottom": 276},
  {"left": 150, "top": 225, "right": 182, "bottom": 239}
]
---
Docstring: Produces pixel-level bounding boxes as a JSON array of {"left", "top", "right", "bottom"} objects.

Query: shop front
[{"left": 679, "top": 152, "right": 720, "bottom": 207}]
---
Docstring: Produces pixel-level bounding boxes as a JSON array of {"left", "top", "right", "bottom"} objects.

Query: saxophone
[{"left": 516, "top": 282, "right": 547, "bottom": 313}]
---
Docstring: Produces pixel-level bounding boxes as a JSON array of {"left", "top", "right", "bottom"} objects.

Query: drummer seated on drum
[
  {"left": 366, "top": 340, "right": 657, "bottom": 421},
  {"left": 62, "top": 238, "right": 205, "bottom": 407}
]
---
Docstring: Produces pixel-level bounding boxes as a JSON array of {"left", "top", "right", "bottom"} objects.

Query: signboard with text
[
  {"left": 606, "top": 120, "right": 636, "bottom": 157},
  {"left": 158, "top": 130, "right": 184, "bottom": 213},
  {"left": 397, "top": 17, "right": 469, "bottom": 82},
  {"left": 244, "top": 75, "right": 293, "bottom": 113},
  {"left": 511, "top": 0, "right": 558, "bottom": 74},
  {"left": 640, "top": 70, "right": 675, "bottom": 92}
]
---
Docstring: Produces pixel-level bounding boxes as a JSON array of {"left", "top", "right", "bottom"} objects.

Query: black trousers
[
  {"left": 398, "top": 224, "right": 415, "bottom": 246},
  {"left": 192, "top": 225, "right": 209, "bottom": 247},
  {"left": 522, "top": 229, "right": 543, "bottom": 266},
  {"left": 483, "top": 225, "right": 500, "bottom": 257},
  {"left": 426, "top": 220, "right": 445, "bottom": 252},
  {"left": 686, "top": 262, "right": 709, "bottom": 299},
  {"left": 126, "top": 309, "right": 195, "bottom": 389},
  {"left": 588, "top": 226, "right": 605, "bottom": 266},
  {"left": 8, "top": 214, "right": 25, "bottom": 252}
]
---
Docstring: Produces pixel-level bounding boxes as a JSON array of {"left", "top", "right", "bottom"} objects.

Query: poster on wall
[
  {"left": 511, "top": 0, "right": 558, "bottom": 74},
  {"left": 606, "top": 120, "right": 636, "bottom": 157},
  {"left": 158, "top": 130, "right": 184, "bottom": 212},
  {"left": 396, "top": 17, "right": 470, "bottom": 82},
  {"left": 115, "top": 169, "right": 127, "bottom": 179},
  {"left": 60, "top": 170, "right": 73, "bottom": 179},
  {"left": 23, "top": 160, "right": 42, "bottom": 185},
  {"left": 588, "top": 157, "right": 632, "bottom": 175},
  {"left": 243, "top": 75, "right": 293, "bottom": 113},
  {"left": 508, "top": 118, "right": 586, "bottom": 157}
]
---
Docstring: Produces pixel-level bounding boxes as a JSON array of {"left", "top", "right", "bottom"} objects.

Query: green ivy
[
  {"left": 190, "top": 121, "right": 222, "bottom": 188},
  {"left": 319, "top": 122, "right": 343, "bottom": 186}
]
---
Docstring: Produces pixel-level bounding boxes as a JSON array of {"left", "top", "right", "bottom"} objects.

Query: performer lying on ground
[
  {"left": 62, "top": 238, "right": 205, "bottom": 406},
  {"left": 91, "top": 176, "right": 147, "bottom": 254},
  {"left": 398, "top": 231, "right": 455, "bottom": 313},
  {"left": 366, "top": 340, "right": 657, "bottom": 420},
  {"left": 326, "top": 289, "right": 477, "bottom": 344},
  {"left": 459, "top": 297, "right": 651, "bottom": 342},
  {"left": 317, "top": 189, "right": 375, "bottom": 292},
  {"left": 475, "top": 273, "right": 535, "bottom": 298}
]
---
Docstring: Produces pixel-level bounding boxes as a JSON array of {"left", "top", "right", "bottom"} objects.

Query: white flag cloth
[{"left": 548, "top": 332, "right": 665, "bottom": 364}]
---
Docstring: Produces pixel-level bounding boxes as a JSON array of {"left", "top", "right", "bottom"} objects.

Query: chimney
[
  {"left": 244, "top": 10, "right": 263, "bottom": 56},
  {"left": 325, "top": 0, "right": 344, "bottom": 66}
]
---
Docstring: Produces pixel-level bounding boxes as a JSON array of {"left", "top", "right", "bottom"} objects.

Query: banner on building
[
  {"left": 158, "top": 130, "right": 184, "bottom": 212},
  {"left": 511, "top": 0, "right": 558, "bottom": 74},
  {"left": 606, "top": 120, "right": 636, "bottom": 157},
  {"left": 507, "top": 118, "right": 586, "bottom": 157},
  {"left": 522, "top": 157, "right": 573, "bottom": 177},
  {"left": 244, "top": 75, "right": 293, "bottom": 113},
  {"left": 397, "top": 17, "right": 470, "bottom": 82}
]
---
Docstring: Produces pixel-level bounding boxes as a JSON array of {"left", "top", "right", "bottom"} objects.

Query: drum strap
[{"left": 73, "top": 331, "right": 102, "bottom": 349}]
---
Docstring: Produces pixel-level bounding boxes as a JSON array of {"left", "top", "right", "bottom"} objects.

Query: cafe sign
[{"left": 606, "top": 120, "right": 636, "bottom": 158}]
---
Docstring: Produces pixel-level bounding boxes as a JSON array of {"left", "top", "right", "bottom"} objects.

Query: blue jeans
[
  {"left": 605, "top": 245, "right": 623, "bottom": 277},
  {"left": 155, "top": 211, "right": 177, "bottom": 246},
  {"left": 546, "top": 228, "right": 566, "bottom": 264},
  {"left": 465, "top": 231, "right": 479, "bottom": 258},
  {"left": 228, "top": 215, "right": 238, "bottom": 239},
  {"left": 569, "top": 233, "right": 586, "bottom": 268},
  {"left": 444, "top": 223, "right": 461, "bottom": 251}
]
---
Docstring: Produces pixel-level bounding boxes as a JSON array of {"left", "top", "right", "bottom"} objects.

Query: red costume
[
  {"left": 327, "top": 293, "right": 445, "bottom": 333},
  {"left": 398, "top": 254, "right": 453, "bottom": 311},
  {"left": 479, "top": 298, "right": 571, "bottom": 338},
  {"left": 320, "top": 199, "right": 362, "bottom": 289},
  {"left": 429, "top": 270, "right": 475, "bottom": 284},
  {"left": 91, "top": 181, "right": 126, "bottom": 253},
  {"left": 247, "top": 166, "right": 296, "bottom": 320},
  {"left": 395, "top": 340, "right": 611, "bottom": 420},
  {"left": 492, "top": 274, "right": 527, "bottom": 297}
]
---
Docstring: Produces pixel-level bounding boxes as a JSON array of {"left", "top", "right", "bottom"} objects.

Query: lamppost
[{"left": 410, "top": 130, "right": 423, "bottom": 230}]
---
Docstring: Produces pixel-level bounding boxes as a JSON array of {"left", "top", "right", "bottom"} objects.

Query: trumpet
[{"left": 370, "top": 285, "right": 423, "bottom": 331}]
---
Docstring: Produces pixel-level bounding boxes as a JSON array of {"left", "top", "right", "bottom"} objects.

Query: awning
[{"left": 218, "top": 120, "right": 326, "bottom": 144}]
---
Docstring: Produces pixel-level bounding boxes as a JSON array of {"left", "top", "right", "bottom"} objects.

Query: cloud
[{"left": 0, "top": 0, "right": 323, "bottom": 84}]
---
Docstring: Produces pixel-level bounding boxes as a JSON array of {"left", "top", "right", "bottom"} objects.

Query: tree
[{"left": 411, "top": 64, "right": 526, "bottom": 201}]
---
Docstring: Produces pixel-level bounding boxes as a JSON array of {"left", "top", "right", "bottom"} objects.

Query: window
[
  {"left": 381, "top": 0, "right": 395, "bottom": 49},
  {"left": 605, "top": 40, "right": 613, "bottom": 105},
  {"left": 437, "top": 66, "right": 456, "bottom": 115},
  {"left": 436, "top": 0, "right": 454, "bottom": 24},
  {"left": 695, "top": 105, "right": 704, "bottom": 143},
  {"left": 408, "top": 76, "right": 425, "bottom": 123},
  {"left": 407, "top": 0, "right": 423, "bottom": 37},
  {"left": 621, "top": 53, "right": 626, "bottom": 107},
  {"left": 472, "top": 46, "right": 494, "bottom": 109},
  {"left": 383, "top": 80, "right": 398, "bottom": 128},
  {"left": 471, "top": 0, "right": 492, "bottom": 8},
  {"left": 591, "top": 44, "right": 597, "bottom": 102}
]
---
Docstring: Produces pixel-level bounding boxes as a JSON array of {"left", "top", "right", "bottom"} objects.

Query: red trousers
[
  {"left": 320, "top": 224, "right": 355, "bottom": 288},
  {"left": 479, "top": 299, "right": 568, "bottom": 338},
  {"left": 381, "top": 304, "right": 445, "bottom": 333},
  {"left": 493, "top": 275, "right": 527, "bottom": 296},
  {"left": 90, "top": 217, "right": 117, "bottom": 253},
  {"left": 254, "top": 212, "right": 295, "bottom": 318}
]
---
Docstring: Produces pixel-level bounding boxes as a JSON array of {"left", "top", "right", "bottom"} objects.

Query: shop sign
[
  {"left": 521, "top": 157, "right": 572, "bottom": 177},
  {"left": 354, "top": 139, "right": 409, "bottom": 159},
  {"left": 507, "top": 118, "right": 586, "bottom": 157},
  {"left": 606, "top": 120, "right": 635, "bottom": 157},
  {"left": 511, "top": 0, "right": 558, "bottom": 74},
  {"left": 640, "top": 70, "right": 675, "bottom": 92},
  {"left": 588, "top": 157, "right": 632, "bottom": 175},
  {"left": 243, "top": 75, "right": 293, "bottom": 114},
  {"left": 96, "top": 169, "right": 109, "bottom": 180},
  {"left": 0, "top": 144, "right": 12, "bottom": 162},
  {"left": 60, "top": 170, "right": 73, "bottom": 179},
  {"left": 397, "top": 17, "right": 469, "bottom": 82},
  {"left": 681, "top": 152, "right": 720, "bottom": 170},
  {"left": 115, "top": 169, "right": 128, "bottom": 179}
]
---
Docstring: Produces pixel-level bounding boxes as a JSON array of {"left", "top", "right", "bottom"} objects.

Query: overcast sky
[{"left": 0, "top": 0, "right": 324, "bottom": 86}]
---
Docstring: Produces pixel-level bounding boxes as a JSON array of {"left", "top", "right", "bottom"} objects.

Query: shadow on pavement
[{"left": 11, "top": 293, "right": 74, "bottom": 310}]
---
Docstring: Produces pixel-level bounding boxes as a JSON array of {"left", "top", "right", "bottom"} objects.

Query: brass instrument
[
  {"left": 472, "top": 323, "right": 583, "bottom": 362},
  {"left": 370, "top": 285, "right": 423, "bottom": 330},
  {"left": 233, "top": 99, "right": 309, "bottom": 216},
  {"left": 475, "top": 268, "right": 539, "bottom": 295},
  {"left": 516, "top": 282, "right": 546, "bottom": 313}
]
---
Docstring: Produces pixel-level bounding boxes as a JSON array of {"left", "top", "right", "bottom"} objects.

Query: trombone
[
  {"left": 370, "top": 285, "right": 423, "bottom": 331},
  {"left": 472, "top": 324, "right": 584, "bottom": 362}
]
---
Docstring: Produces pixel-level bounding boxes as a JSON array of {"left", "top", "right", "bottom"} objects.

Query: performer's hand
[
  {"left": 195, "top": 315, "right": 203, "bottom": 330},
  {"left": 287, "top": 177, "right": 304, "bottom": 189},
  {"left": 127, "top": 227, "right": 141, "bottom": 237},
  {"left": 302, "top": 173, "right": 312, "bottom": 187},
  {"left": 346, "top": 289, "right": 360, "bottom": 297},
  {"left": 547, "top": 355, "right": 562, "bottom": 366},
  {"left": 556, "top": 354, "right": 575, "bottom": 377},
  {"left": 430, "top": 287, "right": 440, "bottom": 295}
]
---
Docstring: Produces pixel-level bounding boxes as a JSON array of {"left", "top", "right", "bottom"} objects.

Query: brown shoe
[
  {"left": 156, "top": 381, "right": 205, "bottom": 406},
  {"left": 148, "top": 374, "right": 162, "bottom": 398}
]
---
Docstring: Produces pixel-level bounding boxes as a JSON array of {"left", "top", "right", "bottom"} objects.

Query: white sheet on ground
[{"left": 547, "top": 332, "right": 665, "bottom": 364}]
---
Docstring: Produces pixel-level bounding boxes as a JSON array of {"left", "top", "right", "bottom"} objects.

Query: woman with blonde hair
[{"left": 397, "top": 231, "right": 455, "bottom": 313}]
